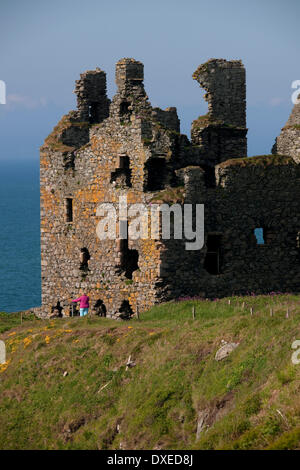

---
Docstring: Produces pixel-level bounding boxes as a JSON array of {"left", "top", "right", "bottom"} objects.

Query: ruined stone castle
[{"left": 40, "top": 58, "right": 300, "bottom": 318}]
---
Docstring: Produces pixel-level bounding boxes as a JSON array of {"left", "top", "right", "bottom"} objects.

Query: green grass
[
  {"left": 0, "top": 312, "right": 36, "bottom": 334},
  {"left": 0, "top": 294, "right": 300, "bottom": 449}
]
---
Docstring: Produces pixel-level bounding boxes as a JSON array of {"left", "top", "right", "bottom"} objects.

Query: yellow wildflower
[
  {"left": 8, "top": 332, "right": 16, "bottom": 337},
  {"left": 23, "top": 337, "right": 32, "bottom": 348},
  {"left": 0, "top": 360, "right": 11, "bottom": 373},
  {"left": 45, "top": 335, "right": 51, "bottom": 344}
]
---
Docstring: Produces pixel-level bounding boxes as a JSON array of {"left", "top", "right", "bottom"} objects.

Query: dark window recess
[
  {"left": 63, "top": 151, "right": 76, "bottom": 171},
  {"left": 51, "top": 301, "right": 63, "bottom": 317},
  {"left": 80, "top": 247, "right": 90, "bottom": 271},
  {"left": 94, "top": 299, "right": 107, "bottom": 317},
  {"left": 88, "top": 102, "right": 99, "bottom": 124},
  {"left": 207, "top": 129, "right": 211, "bottom": 146},
  {"left": 65, "top": 198, "right": 73, "bottom": 222},
  {"left": 110, "top": 156, "right": 132, "bottom": 187},
  {"left": 201, "top": 165, "right": 216, "bottom": 188},
  {"left": 264, "top": 229, "right": 276, "bottom": 245},
  {"left": 145, "top": 158, "right": 167, "bottom": 191},
  {"left": 216, "top": 133, "right": 222, "bottom": 161},
  {"left": 204, "top": 234, "right": 222, "bottom": 275},
  {"left": 116, "top": 221, "right": 139, "bottom": 279},
  {"left": 118, "top": 300, "right": 134, "bottom": 320},
  {"left": 120, "top": 101, "right": 131, "bottom": 117}
]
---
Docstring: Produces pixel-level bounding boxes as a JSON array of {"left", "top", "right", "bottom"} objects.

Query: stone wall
[{"left": 156, "top": 156, "right": 300, "bottom": 300}]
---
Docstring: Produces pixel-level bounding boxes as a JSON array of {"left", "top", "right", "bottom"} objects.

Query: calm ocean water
[{"left": 0, "top": 160, "right": 41, "bottom": 312}]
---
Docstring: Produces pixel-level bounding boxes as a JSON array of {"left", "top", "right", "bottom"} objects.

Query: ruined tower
[{"left": 191, "top": 59, "right": 247, "bottom": 166}]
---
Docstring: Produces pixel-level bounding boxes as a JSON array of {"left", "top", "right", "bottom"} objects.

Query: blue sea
[{"left": 0, "top": 160, "right": 41, "bottom": 312}]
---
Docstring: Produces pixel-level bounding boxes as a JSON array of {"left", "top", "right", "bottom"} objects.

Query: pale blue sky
[{"left": 0, "top": 0, "right": 299, "bottom": 162}]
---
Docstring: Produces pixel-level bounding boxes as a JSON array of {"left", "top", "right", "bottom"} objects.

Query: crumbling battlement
[
  {"left": 40, "top": 58, "right": 300, "bottom": 319},
  {"left": 191, "top": 59, "right": 247, "bottom": 165},
  {"left": 193, "top": 59, "right": 246, "bottom": 127},
  {"left": 272, "top": 99, "right": 300, "bottom": 163}
]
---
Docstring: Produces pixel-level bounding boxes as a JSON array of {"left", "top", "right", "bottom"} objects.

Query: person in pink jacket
[{"left": 72, "top": 293, "right": 89, "bottom": 317}]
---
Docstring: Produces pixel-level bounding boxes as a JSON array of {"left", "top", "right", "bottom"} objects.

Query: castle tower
[
  {"left": 115, "top": 58, "right": 144, "bottom": 92},
  {"left": 74, "top": 68, "right": 110, "bottom": 123},
  {"left": 191, "top": 59, "right": 247, "bottom": 165}
]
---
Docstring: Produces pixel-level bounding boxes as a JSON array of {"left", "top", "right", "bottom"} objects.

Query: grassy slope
[{"left": 0, "top": 295, "right": 299, "bottom": 450}]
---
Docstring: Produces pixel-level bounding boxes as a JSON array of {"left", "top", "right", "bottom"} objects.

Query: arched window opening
[
  {"left": 118, "top": 300, "right": 134, "bottom": 320},
  {"left": 80, "top": 247, "right": 90, "bottom": 271},
  {"left": 94, "top": 299, "right": 107, "bottom": 317}
]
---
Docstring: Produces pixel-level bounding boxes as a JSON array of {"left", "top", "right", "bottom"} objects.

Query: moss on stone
[
  {"left": 150, "top": 185, "right": 185, "bottom": 204},
  {"left": 219, "top": 154, "right": 294, "bottom": 169},
  {"left": 44, "top": 114, "right": 89, "bottom": 152},
  {"left": 283, "top": 124, "right": 300, "bottom": 131},
  {"left": 192, "top": 114, "right": 246, "bottom": 130}
]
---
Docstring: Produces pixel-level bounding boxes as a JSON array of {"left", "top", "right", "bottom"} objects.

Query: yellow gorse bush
[{"left": 23, "top": 337, "right": 32, "bottom": 348}]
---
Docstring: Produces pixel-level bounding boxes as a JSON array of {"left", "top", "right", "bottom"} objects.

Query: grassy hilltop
[{"left": 0, "top": 295, "right": 300, "bottom": 450}]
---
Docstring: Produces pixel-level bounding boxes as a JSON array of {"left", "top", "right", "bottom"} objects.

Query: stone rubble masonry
[
  {"left": 39, "top": 57, "right": 300, "bottom": 319},
  {"left": 272, "top": 99, "right": 300, "bottom": 163}
]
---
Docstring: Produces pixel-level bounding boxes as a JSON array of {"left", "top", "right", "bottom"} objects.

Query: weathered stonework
[{"left": 40, "top": 58, "right": 300, "bottom": 318}]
